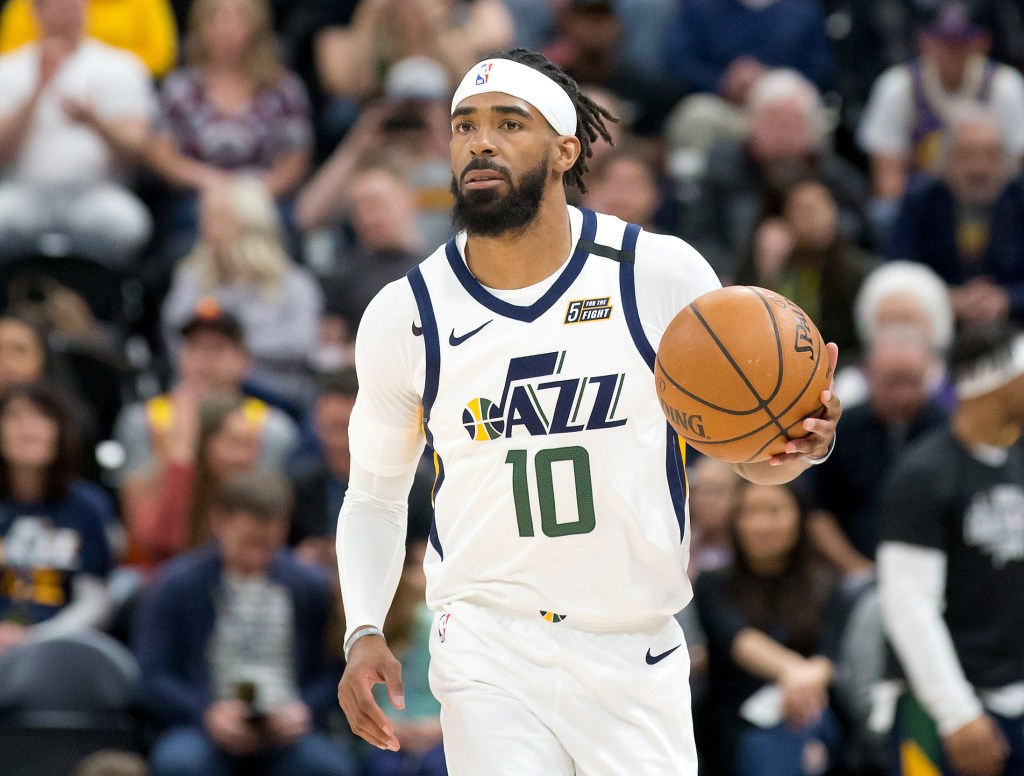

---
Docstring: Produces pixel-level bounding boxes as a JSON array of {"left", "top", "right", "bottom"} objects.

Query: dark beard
[{"left": 450, "top": 158, "right": 548, "bottom": 237}]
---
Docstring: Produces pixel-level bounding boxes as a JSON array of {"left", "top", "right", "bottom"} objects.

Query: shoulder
[
  {"left": 271, "top": 551, "right": 331, "bottom": 595},
  {"left": 152, "top": 545, "right": 218, "bottom": 593},
  {"left": 65, "top": 481, "right": 115, "bottom": 517},
  {"left": 160, "top": 67, "right": 201, "bottom": 101},
  {"left": 891, "top": 427, "right": 955, "bottom": 481},
  {"left": 80, "top": 39, "right": 148, "bottom": 76},
  {"left": 0, "top": 43, "right": 35, "bottom": 73},
  {"left": 992, "top": 63, "right": 1024, "bottom": 93},
  {"left": 632, "top": 229, "right": 721, "bottom": 305},
  {"left": 357, "top": 276, "right": 420, "bottom": 345},
  {"left": 871, "top": 64, "right": 912, "bottom": 96}
]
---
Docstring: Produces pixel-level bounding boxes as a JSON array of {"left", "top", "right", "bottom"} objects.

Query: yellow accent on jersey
[{"left": 900, "top": 741, "right": 941, "bottom": 776}]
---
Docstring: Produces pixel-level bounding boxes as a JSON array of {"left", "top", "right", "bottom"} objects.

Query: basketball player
[
  {"left": 878, "top": 322, "right": 1024, "bottom": 776},
  {"left": 335, "top": 48, "right": 841, "bottom": 775}
]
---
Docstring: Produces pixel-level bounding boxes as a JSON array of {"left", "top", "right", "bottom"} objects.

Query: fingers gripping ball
[{"left": 656, "top": 286, "right": 831, "bottom": 463}]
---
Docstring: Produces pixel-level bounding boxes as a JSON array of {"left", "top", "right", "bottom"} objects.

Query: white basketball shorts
[{"left": 427, "top": 600, "right": 698, "bottom": 775}]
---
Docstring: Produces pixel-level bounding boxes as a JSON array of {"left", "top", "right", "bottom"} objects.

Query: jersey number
[{"left": 505, "top": 446, "right": 596, "bottom": 537}]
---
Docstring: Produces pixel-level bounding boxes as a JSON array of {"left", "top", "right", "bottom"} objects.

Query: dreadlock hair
[{"left": 487, "top": 48, "right": 618, "bottom": 194}]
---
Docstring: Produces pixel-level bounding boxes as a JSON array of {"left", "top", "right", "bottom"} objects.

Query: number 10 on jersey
[{"left": 505, "top": 446, "right": 596, "bottom": 537}]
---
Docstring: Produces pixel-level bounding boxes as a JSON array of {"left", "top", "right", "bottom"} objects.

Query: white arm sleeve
[
  {"left": 336, "top": 280, "right": 427, "bottom": 644},
  {"left": 877, "top": 541, "right": 985, "bottom": 735}
]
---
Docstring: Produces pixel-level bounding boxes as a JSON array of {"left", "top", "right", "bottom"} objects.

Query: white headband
[
  {"left": 956, "top": 335, "right": 1024, "bottom": 400},
  {"left": 451, "top": 59, "right": 577, "bottom": 137}
]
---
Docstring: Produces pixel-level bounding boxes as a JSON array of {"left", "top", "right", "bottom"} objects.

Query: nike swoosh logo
[
  {"left": 449, "top": 320, "right": 493, "bottom": 347},
  {"left": 412, "top": 321, "right": 423, "bottom": 337},
  {"left": 645, "top": 644, "right": 681, "bottom": 665}
]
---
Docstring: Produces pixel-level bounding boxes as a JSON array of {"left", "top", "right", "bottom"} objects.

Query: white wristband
[
  {"left": 804, "top": 433, "right": 836, "bottom": 465},
  {"left": 344, "top": 626, "right": 385, "bottom": 662}
]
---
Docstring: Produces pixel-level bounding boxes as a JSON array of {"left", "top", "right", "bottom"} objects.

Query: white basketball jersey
[{"left": 408, "top": 209, "right": 708, "bottom": 629}]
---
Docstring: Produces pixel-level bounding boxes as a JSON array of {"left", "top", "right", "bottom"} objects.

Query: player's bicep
[
  {"left": 349, "top": 282, "right": 427, "bottom": 476},
  {"left": 633, "top": 232, "right": 722, "bottom": 348}
]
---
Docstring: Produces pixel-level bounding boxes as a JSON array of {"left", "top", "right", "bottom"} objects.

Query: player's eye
[
  {"left": 501, "top": 120, "right": 522, "bottom": 130},
  {"left": 453, "top": 122, "right": 473, "bottom": 133}
]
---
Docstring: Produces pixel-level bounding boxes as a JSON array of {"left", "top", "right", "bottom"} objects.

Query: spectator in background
[
  {"left": 858, "top": 3, "right": 1024, "bottom": 236},
  {"left": 878, "top": 322, "right": 1024, "bottom": 776},
  {"left": 134, "top": 469, "right": 356, "bottom": 776},
  {"left": 0, "top": 0, "right": 153, "bottom": 265},
  {"left": 888, "top": 107, "right": 1024, "bottom": 327},
  {"left": 363, "top": 540, "right": 445, "bottom": 776},
  {"left": 580, "top": 142, "right": 666, "bottom": 233},
  {"left": 122, "top": 392, "right": 263, "bottom": 570},
  {"left": 0, "top": 316, "right": 46, "bottom": 395},
  {"left": 687, "top": 456, "right": 741, "bottom": 578},
  {"left": 313, "top": 0, "right": 513, "bottom": 104},
  {"left": 0, "top": 0, "right": 178, "bottom": 78},
  {"left": 316, "top": 158, "right": 427, "bottom": 340},
  {"left": 162, "top": 178, "right": 323, "bottom": 411},
  {"left": 0, "top": 382, "right": 113, "bottom": 652},
  {"left": 147, "top": 0, "right": 313, "bottom": 256},
  {"left": 288, "top": 369, "right": 434, "bottom": 572},
  {"left": 681, "top": 70, "right": 869, "bottom": 280},
  {"left": 737, "top": 178, "right": 876, "bottom": 364},
  {"left": 807, "top": 328, "right": 948, "bottom": 583},
  {"left": 662, "top": 0, "right": 832, "bottom": 94},
  {"left": 112, "top": 303, "right": 298, "bottom": 491},
  {"left": 541, "top": 0, "right": 684, "bottom": 138},
  {"left": 297, "top": 57, "right": 454, "bottom": 251},
  {"left": 834, "top": 260, "right": 956, "bottom": 407},
  {"left": 694, "top": 481, "right": 845, "bottom": 776},
  {"left": 660, "top": 0, "right": 832, "bottom": 155}
]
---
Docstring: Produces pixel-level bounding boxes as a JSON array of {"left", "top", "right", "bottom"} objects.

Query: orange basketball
[{"left": 655, "top": 286, "right": 831, "bottom": 463}]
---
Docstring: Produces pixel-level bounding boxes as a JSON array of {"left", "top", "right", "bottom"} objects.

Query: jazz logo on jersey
[
  {"left": 462, "top": 351, "right": 627, "bottom": 441},
  {"left": 564, "top": 297, "right": 612, "bottom": 324},
  {"left": 475, "top": 62, "right": 492, "bottom": 85}
]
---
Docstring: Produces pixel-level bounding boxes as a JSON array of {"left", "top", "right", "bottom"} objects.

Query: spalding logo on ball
[{"left": 655, "top": 286, "right": 831, "bottom": 463}]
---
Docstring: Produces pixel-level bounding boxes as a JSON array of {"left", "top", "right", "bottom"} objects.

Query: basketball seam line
[{"left": 689, "top": 302, "right": 788, "bottom": 439}]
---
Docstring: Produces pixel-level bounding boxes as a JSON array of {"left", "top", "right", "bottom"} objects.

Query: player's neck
[
  {"left": 953, "top": 400, "right": 1021, "bottom": 449},
  {"left": 464, "top": 199, "right": 573, "bottom": 290}
]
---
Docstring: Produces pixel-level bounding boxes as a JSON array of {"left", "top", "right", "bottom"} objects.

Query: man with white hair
[
  {"left": 858, "top": 3, "right": 1024, "bottom": 235},
  {"left": 682, "top": 68, "right": 870, "bottom": 279},
  {"left": 888, "top": 107, "right": 1024, "bottom": 327}
]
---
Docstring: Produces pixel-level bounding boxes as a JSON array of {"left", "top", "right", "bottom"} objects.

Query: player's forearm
[
  {"left": 878, "top": 542, "right": 983, "bottom": 735},
  {"left": 336, "top": 479, "right": 410, "bottom": 643}
]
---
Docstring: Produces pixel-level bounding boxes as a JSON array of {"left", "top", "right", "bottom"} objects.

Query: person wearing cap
[
  {"left": 877, "top": 321, "right": 1024, "bottom": 776},
  {"left": 112, "top": 300, "right": 298, "bottom": 489},
  {"left": 857, "top": 1, "right": 1024, "bottom": 235},
  {"left": 333, "top": 48, "right": 841, "bottom": 774}
]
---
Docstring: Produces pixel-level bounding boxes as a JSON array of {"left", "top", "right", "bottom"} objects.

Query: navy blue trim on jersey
[
  {"left": 443, "top": 208, "right": 598, "bottom": 322},
  {"left": 407, "top": 267, "right": 445, "bottom": 559},
  {"left": 617, "top": 223, "right": 655, "bottom": 370},
  {"left": 666, "top": 429, "right": 688, "bottom": 543}
]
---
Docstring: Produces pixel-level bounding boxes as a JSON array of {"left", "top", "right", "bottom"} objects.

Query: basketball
[{"left": 655, "top": 286, "right": 831, "bottom": 463}]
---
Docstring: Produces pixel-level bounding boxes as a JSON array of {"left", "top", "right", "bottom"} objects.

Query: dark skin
[{"left": 337, "top": 90, "right": 841, "bottom": 752}]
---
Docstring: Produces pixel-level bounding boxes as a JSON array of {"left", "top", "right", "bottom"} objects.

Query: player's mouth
[{"left": 463, "top": 170, "right": 507, "bottom": 190}]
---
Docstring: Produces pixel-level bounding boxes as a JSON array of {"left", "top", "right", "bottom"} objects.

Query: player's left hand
[{"left": 769, "top": 342, "right": 841, "bottom": 467}]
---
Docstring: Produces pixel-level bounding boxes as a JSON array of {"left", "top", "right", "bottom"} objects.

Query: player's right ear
[{"left": 551, "top": 134, "right": 581, "bottom": 174}]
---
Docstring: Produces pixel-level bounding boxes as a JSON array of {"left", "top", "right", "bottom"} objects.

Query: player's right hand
[
  {"left": 943, "top": 714, "right": 1009, "bottom": 776},
  {"left": 338, "top": 635, "right": 405, "bottom": 751}
]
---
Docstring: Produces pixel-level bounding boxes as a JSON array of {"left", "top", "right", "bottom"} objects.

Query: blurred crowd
[{"left": 1, "top": 0, "right": 1023, "bottom": 774}]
